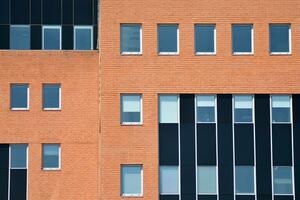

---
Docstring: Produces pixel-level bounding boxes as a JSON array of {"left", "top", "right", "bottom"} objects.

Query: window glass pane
[
  {"left": 235, "top": 166, "right": 254, "bottom": 194},
  {"left": 234, "top": 95, "right": 253, "bottom": 123},
  {"left": 232, "top": 25, "right": 252, "bottom": 53},
  {"left": 11, "top": 84, "right": 28, "bottom": 109},
  {"left": 43, "top": 84, "right": 60, "bottom": 109},
  {"left": 121, "top": 95, "right": 141, "bottom": 123},
  {"left": 10, "top": 26, "right": 30, "bottom": 50},
  {"left": 160, "top": 166, "right": 179, "bottom": 194},
  {"left": 195, "top": 25, "right": 215, "bottom": 53},
  {"left": 75, "top": 27, "right": 92, "bottom": 50},
  {"left": 273, "top": 166, "right": 293, "bottom": 195},
  {"left": 43, "top": 27, "right": 60, "bottom": 50},
  {"left": 121, "top": 165, "right": 142, "bottom": 195},
  {"left": 43, "top": 144, "right": 60, "bottom": 169},
  {"left": 270, "top": 25, "right": 290, "bottom": 53},
  {"left": 272, "top": 95, "right": 291, "bottom": 123},
  {"left": 158, "top": 25, "right": 178, "bottom": 53},
  {"left": 159, "top": 95, "right": 178, "bottom": 123},
  {"left": 197, "top": 166, "right": 217, "bottom": 194},
  {"left": 197, "top": 95, "right": 215, "bottom": 123},
  {"left": 121, "top": 24, "right": 141, "bottom": 53},
  {"left": 11, "top": 144, "right": 27, "bottom": 168}
]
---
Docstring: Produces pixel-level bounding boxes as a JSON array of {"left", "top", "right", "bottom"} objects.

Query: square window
[
  {"left": 159, "top": 95, "right": 178, "bottom": 123},
  {"left": 234, "top": 95, "right": 253, "bottom": 123},
  {"left": 43, "top": 26, "right": 61, "bottom": 50},
  {"left": 121, "top": 94, "right": 142, "bottom": 124},
  {"left": 159, "top": 166, "right": 179, "bottom": 194},
  {"left": 74, "top": 26, "right": 93, "bottom": 50},
  {"left": 197, "top": 166, "right": 217, "bottom": 194},
  {"left": 273, "top": 166, "right": 293, "bottom": 195},
  {"left": 272, "top": 95, "right": 291, "bottom": 123},
  {"left": 270, "top": 24, "right": 291, "bottom": 54},
  {"left": 232, "top": 24, "right": 253, "bottom": 54},
  {"left": 42, "top": 144, "right": 60, "bottom": 170},
  {"left": 158, "top": 24, "right": 179, "bottom": 54},
  {"left": 43, "top": 84, "right": 61, "bottom": 110},
  {"left": 120, "top": 24, "right": 141, "bottom": 54},
  {"left": 121, "top": 165, "right": 142, "bottom": 196},
  {"left": 10, "top": 25, "right": 30, "bottom": 50},
  {"left": 10, "top": 144, "right": 27, "bottom": 169},
  {"left": 235, "top": 166, "right": 255, "bottom": 194},
  {"left": 11, "top": 84, "right": 29, "bottom": 110},
  {"left": 197, "top": 95, "right": 216, "bottom": 123},
  {"left": 195, "top": 25, "right": 216, "bottom": 54}
]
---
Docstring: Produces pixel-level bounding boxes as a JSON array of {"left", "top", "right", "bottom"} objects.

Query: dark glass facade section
[
  {"left": 198, "top": 195, "right": 217, "bottom": 200},
  {"left": 273, "top": 196, "right": 293, "bottom": 200},
  {"left": 0, "top": 25, "right": 10, "bottom": 49},
  {"left": 74, "top": 0, "right": 93, "bottom": 25},
  {"left": 31, "top": 0, "right": 42, "bottom": 24},
  {"left": 11, "top": 0, "right": 30, "bottom": 24},
  {"left": 31, "top": 25, "right": 42, "bottom": 49},
  {"left": 43, "top": 0, "right": 62, "bottom": 24},
  {"left": 220, "top": 195, "right": 235, "bottom": 200},
  {"left": 293, "top": 95, "right": 300, "bottom": 197},
  {"left": 94, "top": 25, "right": 98, "bottom": 49},
  {"left": 94, "top": 0, "right": 98, "bottom": 24},
  {"left": 159, "top": 124, "right": 179, "bottom": 165},
  {"left": 295, "top": 166, "right": 300, "bottom": 197},
  {"left": 62, "top": 25, "right": 74, "bottom": 49},
  {"left": 197, "top": 124, "right": 216, "bottom": 165},
  {"left": 63, "top": 0, "right": 73, "bottom": 24},
  {"left": 9, "top": 169, "right": 27, "bottom": 200},
  {"left": 160, "top": 195, "right": 179, "bottom": 200},
  {"left": 0, "top": 0, "right": 9, "bottom": 24},
  {"left": 236, "top": 196, "right": 255, "bottom": 200},
  {"left": 257, "top": 195, "right": 272, "bottom": 200},
  {"left": 0, "top": 145, "right": 9, "bottom": 200},
  {"left": 234, "top": 124, "right": 254, "bottom": 165},
  {"left": 272, "top": 124, "right": 292, "bottom": 165}
]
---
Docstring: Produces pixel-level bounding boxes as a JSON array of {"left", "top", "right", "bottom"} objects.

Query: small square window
[
  {"left": 121, "top": 165, "right": 142, "bottom": 196},
  {"left": 121, "top": 94, "right": 142, "bottom": 124},
  {"left": 271, "top": 95, "right": 291, "bottom": 123},
  {"left": 235, "top": 166, "right": 255, "bottom": 194},
  {"left": 74, "top": 26, "right": 93, "bottom": 50},
  {"left": 11, "top": 84, "right": 29, "bottom": 110},
  {"left": 159, "top": 95, "right": 178, "bottom": 123},
  {"left": 10, "top": 25, "right": 30, "bottom": 50},
  {"left": 197, "top": 95, "right": 216, "bottom": 123},
  {"left": 273, "top": 166, "right": 293, "bottom": 195},
  {"left": 42, "top": 144, "right": 60, "bottom": 170},
  {"left": 120, "top": 24, "right": 142, "bottom": 54},
  {"left": 232, "top": 24, "right": 253, "bottom": 54},
  {"left": 197, "top": 166, "right": 217, "bottom": 194},
  {"left": 234, "top": 95, "right": 253, "bottom": 123},
  {"left": 195, "top": 25, "right": 216, "bottom": 54},
  {"left": 160, "top": 166, "right": 179, "bottom": 194},
  {"left": 270, "top": 24, "right": 291, "bottom": 54},
  {"left": 158, "top": 24, "right": 179, "bottom": 54},
  {"left": 10, "top": 144, "right": 27, "bottom": 169},
  {"left": 43, "top": 84, "right": 61, "bottom": 110},
  {"left": 43, "top": 26, "right": 61, "bottom": 50}
]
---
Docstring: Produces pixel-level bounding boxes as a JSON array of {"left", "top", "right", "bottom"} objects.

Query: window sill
[
  {"left": 270, "top": 52, "right": 292, "bottom": 56},
  {"left": 232, "top": 52, "right": 254, "bottom": 56},
  {"left": 195, "top": 52, "right": 216, "bottom": 56},
  {"left": 43, "top": 108, "right": 62, "bottom": 111},
  {"left": 42, "top": 168, "right": 61, "bottom": 171},
  {"left": 121, "top": 122, "right": 143, "bottom": 126},
  {"left": 11, "top": 108, "right": 29, "bottom": 111},
  {"left": 121, "top": 52, "right": 142, "bottom": 56},
  {"left": 158, "top": 52, "right": 179, "bottom": 56},
  {"left": 121, "top": 194, "right": 143, "bottom": 198}
]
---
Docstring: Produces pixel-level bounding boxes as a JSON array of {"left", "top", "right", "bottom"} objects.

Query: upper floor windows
[
  {"left": 43, "top": 84, "right": 61, "bottom": 110},
  {"left": 11, "top": 144, "right": 28, "bottom": 169},
  {"left": 42, "top": 144, "right": 61, "bottom": 170},
  {"left": 159, "top": 166, "right": 179, "bottom": 195},
  {"left": 195, "top": 24, "right": 216, "bottom": 55},
  {"left": 158, "top": 24, "right": 179, "bottom": 55},
  {"left": 197, "top": 166, "right": 217, "bottom": 194},
  {"left": 121, "top": 165, "right": 143, "bottom": 197},
  {"left": 196, "top": 95, "right": 216, "bottom": 123},
  {"left": 74, "top": 26, "right": 93, "bottom": 50},
  {"left": 235, "top": 166, "right": 255, "bottom": 194},
  {"left": 43, "top": 26, "right": 62, "bottom": 50},
  {"left": 10, "top": 25, "right": 30, "bottom": 50},
  {"left": 273, "top": 166, "right": 293, "bottom": 195},
  {"left": 159, "top": 95, "right": 179, "bottom": 123},
  {"left": 232, "top": 24, "right": 253, "bottom": 54},
  {"left": 120, "top": 24, "right": 142, "bottom": 54},
  {"left": 270, "top": 24, "right": 291, "bottom": 54},
  {"left": 10, "top": 84, "right": 29, "bottom": 110},
  {"left": 271, "top": 95, "right": 291, "bottom": 123},
  {"left": 121, "top": 94, "right": 142, "bottom": 125},
  {"left": 234, "top": 95, "right": 253, "bottom": 123}
]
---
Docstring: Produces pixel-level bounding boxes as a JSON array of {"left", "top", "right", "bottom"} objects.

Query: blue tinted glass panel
[
  {"left": 11, "top": 84, "right": 28, "bottom": 109},
  {"left": 273, "top": 167, "right": 293, "bottom": 195},
  {"left": 43, "top": 84, "right": 60, "bottom": 109},
  {"left": 121, "top": 165, "right": 142, "bottom": 195},
  {"left": 10, "top": 26, "right": 30, "bottom": 50},
  {"left": 43, "top": 27, "right": 61, "bottom": 50},
  {"left": 232, "top": 25, "right": 252, "bottom": 53},
  {"left": 270, "top": 25, "right": 290, "bottom": 53},
  {"left": 43, "top": 144, "right": 60, "bottom": 169},
  {"left": 11, "top": 144, "right": 27, "bottom": 168},
  {"left": 121, "top": 25, "right": 141, "bottom": 53},
  {"left": 75, "top": 27, "right": 92, "bottom": 50},
  {"left": 158, "top": 25, "right": 178, "bottom": 53},
  {"left": 195, "top": 25, "right": 215, "bottom": 53},
  {"left": 235, "top": 166, "right": 254, "bottom": 194}
]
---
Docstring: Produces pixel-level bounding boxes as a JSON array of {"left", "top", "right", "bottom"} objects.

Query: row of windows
[
  {"left": 120, "top": 24, "right": 292, "bottom": 55},
  {"left": 120, "top": 94, "right": 292, "bottom": 124}
]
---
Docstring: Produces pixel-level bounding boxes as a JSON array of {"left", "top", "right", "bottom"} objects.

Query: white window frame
[
  {"left": 10, "top": 84, "right": 30, "bottom": 111},
  {"left": 120, "top": 94, "right": 143, "bottom": 125},
  {"left": 271, "top": 95, "right": 292, "bottom": 124},
  {"left": 120, "top": 164, "right": 143, "bottom": 197},
  {"left": 158, "top": 24, "right": 179, "bottom": 55},
  {"left": 10, "top": 25, "right": 31, "bottom": 50},
  {"left": 42, "top": 25, "right": 62, "bottom": 50},
  {"left": 233, "top": 95, "right": 254, "bottom": 124},
  {"left": 232, "top": 24, "right": 254, "bottom": 55},
  {"left": 120, "top": 24, "right": 142, "bottom": 55},
  {"left": 196, "top": 95, "right": 217, "bottom": 123},
  {"left": 74, "top": 26, "right": 93, "bottom": 50},
  {"left": 43, "top": 84, "right": 62, "bottom": 111},
  {"left": 42, "top": 144, "right": 61, "bottom": 171},
  {"left": 273, "top": 166, "right": 294, "bottom": 196},
  {"left": 197, "top": 166, "right": 218, "bottom": 195},
  {"left": 195, "top": 24, "right": 217, "bottom": 55},
  {"left": 269, "top": 24, "right": 292, "bottom": 55}
]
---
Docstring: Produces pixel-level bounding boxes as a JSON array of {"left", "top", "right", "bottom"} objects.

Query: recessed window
[
  {"left": 74, "top": 26, "right": 93, "bottom": 50},
  {"left": 10, "top": 144, "right": 27, "bottom": 169},
  {"left": 160, "top": 166, "right": 179, "bottom": 194},
  {"left": 197, "top": 166, "right": 217, "bottom": 194},
  {"left": 120, "top": 24, "right": 142, "bottom": 54},
  {"left": 195, "top": 24, "right": 216, "bottom": 54},
  {"left": 232, "top": 24, "right": 253, "bottom": 54},
  {"left": 271, "top": 95, "right": 291, "bottom": 123},
  {"left": 43, "top": 84, "right": 61, "bottom": 110},
  {"left": 121, "top": 94, "right": 142, "bottom": 124},
  {"left": 197, "top": 95, "right": 216, "bottom": 123},
  {"left": 42, "top": 144, "right": 60, "bottom": 170},
  {"left": 43, "top": 26, "right": 61, "bottom": 50},
  {"left": 11, "top": 84, "right": 29, "bottom": 110},
  {"left": 159, "top": 95, "right": 178, "bottom": 123},
  {"left": 234, "top": 95, "right": 253, "bottom": 123},
  {"left": 235, "top": 166, "right": 255, "bottom": 194},
  {"left": 10, "top": 25, "right": 30, "bottom": 50},
  {"left": 270, "top": 24, "right": 291, "bottom": 54},
  {"left": 121, "top": 165, "right": 142, "bottom": 197},
  {"left": 158, "top": 24, "right": 179, "bottom": 54},
  {"left": 273, "top": 166, "right": 293, "bottom": 195}
]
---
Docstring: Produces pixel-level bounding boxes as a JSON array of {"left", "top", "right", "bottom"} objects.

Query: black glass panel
[
  {"left": 217, "top": 94, "right": 232, "bottom": 123},
  {"left": 31, "top": 25, "right": 42, "bottom": 49},
  {"left": 180, "top": 94, "right": 195, "bottom": 123},
  {"left": 293, "top": 94, "right": 300, "bottom": 123},
  {"left": 62, "top": 25, "right": 73, "bottom": 50},
  {"left": 93, "top": 0, "right": 98, "bottom": 25},
  {"left": 257, "top": 195, "right": 272, "bottom": 200},
  {"left": 9, "top": 169, "right": 27, "bottom": 200},
  {"left": 219, "top": 195, "right": 234, "bottom": 200},
  {"left": 274, "top": 196, "right": 293, "bottom": 200},
  {"left": 197, "top": 124, "right": 216, "bottom": 165},
  {"left": 0, "top": 0, "right": 9, "bottom": 24},
  {"left": 43, "top": 0, "right": 62, "bottom": 24},
  {"left": 295, "top": 166, "right": 300, "bottom": 196},
  {"left": 122, "top": 112, "right": 140, "bottom": 123},
  {"left": 198, "top": 195, "right": 217, "bottom": 200},
  {"left": 235, "top": 124, "right": 254, "bottom": 165},
  {"left": 31, "top": 0, "right": 42, "bottom": 24},
  {"left": 218, "top": 166, "right": 233, "bottom": 195},
  {"left": 272, "top": 124, "right": 292, "bottom": 165},
  {"left": 218, "top": 123, "right": 233, "bottom": 165},
  {"left": 74, "top": 0, "right": 93, "bottom": 25},
  {"left": 236, "top": 195, "right": 255, "bottom": 200},
  {"left": 293, "top": 95, "right": 300, "bottom": 167},
  {"left": 11, "top": 0, "right": 30, "bottom": 24},
  {"left": 0, "top": 144, "right": 9, "bottom": 169},
  {"left": 62, "top": 0, "right": 73, "bottom": 24},
  {"left": 0, "top": 145, "right": 9, "bottom": 200},
  {"left": 0, "top": 25, "right": 9, "bottom": 49},
  {"left": 181, "top": 164, "right": 196, "bottom": 196},
  {"left": 160, "top": 195, "right": 179, "bottom": 200},
  {"left": 94, "top": 25, "right": 98, "bottom": 49},
  {"left": 180, "top": 123, "right": 195, "bottom": 165},
  {"left": 256, "top": 166, "right": 272, "bottom": 195}
]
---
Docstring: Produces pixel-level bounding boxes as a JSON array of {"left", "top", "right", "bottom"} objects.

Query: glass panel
[
  {"left": 43, "top": 144, "right": 60, "bottom": 169},
  {"left": 272, "top": 95, "right": 291, "bottom": 123},
  {"left": 75, "top": 27, "right": 92, "bottom": 50},
  {"left": 195, "top": 25, "right": 215, "bottom": 53},
  {"left": 43, "top": 27, "right": 60, "bottom": 50},
  {"left": 232, "top": 25, "right": 252, "bottom": 53},
  {"left": 197, "top": 95, "right": 215, "bottom": 123},
  {"left": 43, "top": 84, "right": 60, "bottom": 109},
  {"left": 160, "top": 166, "right": 179, "bottom": 194},
  {"left": 270, "top": 25, "right": 290, "bottom": 53},
  {"left": 158, "top": 25, "right": 178, "bottom": 53},
  {"left": 234, "top": 95, "right": 253, "bottom": 123},
  {"left": 159, "top": 95, "right": 178, "bottom": 123},
  {"left": 235, "top": 166, "right": 254, "bottom": 194},
  {"left": 121, "top": 95, "right": 141, "bottom": 123},
  {"left": 197, "top": 166, "right": 217, "bottom": 194},
  {"left": 121, "top": 165, "right": 142, "bottom": 195},
  {"left": 11, "top": 144, "right": 27, "bottom": 168},
  {"left": 10, "top": 26, "right": 30, "bottom": 50},
  {"left": 273, "top": 166, "right": 293, "bottom": 195},
  {"left": 121, "top": 24, "right": 141, "bottom": 53},
  {"left": 11, "top": 84, "right": 28, "bottom": 109}
]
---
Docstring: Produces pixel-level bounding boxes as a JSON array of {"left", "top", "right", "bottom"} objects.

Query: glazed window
[
  {"left": 232, "top": 24, "right": 253, "bottom": 54},
  {"left": 195, "top": 24, "right": 216, "bottom": 54},
  {"left": 120, "top": 24, "right": 142, "bottom": 54},
  {"left": 121, "top": 94, "right": 142, "bottom": 124},
  {"left": 159, "top": 95, "right": 179, "bottom": 123},
  {"left": 43, "top": 26, "right": 61, "bottom": 50},
  {"left": 196, "top": 95, "right": 216, "bottom": 123},
  {"left": 158, "top": 24, "right": 179, "bottom": 54},
  {"left": 160, "top": 166, "right": 179, "bottom": 194},
  {"left": 42, "top": 144, "right": 61, "bottom": 170},
  {"left": 10, "top": 144, "right": 27, "bottom": 169},
  {"left": 273, "top": 166, "right": 293, "bottom": 195},
  {"left": 270, "top": 24, "right": 291, "bottom": 54},
  {"left": 271, "top": 95, "right": 291, "bottom": 123},
  {"left": 10, "top": 25, "right": 30, "bottom": 50},
  {"left": 197, "top": 166, "right": 217, "bottom": 194},
  {"left": 74, "top": 26, "right": 93, "bottom": 50},
  {"left": 121, "top": 165, "right": 143, "bottom": 196},
  {"left": 235, "top": 166, "right": 255, "bottom": 194},
  {"left": 234, "top": 95, "right": 253, "bottom": 123},
  {"left": 43, "top": 84, "right": 61, "bottom": 110},
  {"left": 11, "top": 84, "right": 29, "bottom": 110}
]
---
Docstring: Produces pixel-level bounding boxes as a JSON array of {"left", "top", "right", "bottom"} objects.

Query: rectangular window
[
  {"left": 43, "top": 84, "right": 61, "bottom": 110},
  {"left": 120, "top": 24, "right": 142, "bottom": 54},
  {"left": 160, "top": 166, "right": 179, "bottom": 194},
  {"left": 158, "top": 24, "right": 179, "bottom": 54},
  {"left": 197, "top": 166, "right": 217, "bottom": 194},
  {"left": 273, "top": 166, "right": 293, "bottom": 195},
  {"left": 10, "top": 144, "right": 27, "bottom": 169},
  {"left": 270, "top": 24, "right": 291, "bottom": 54},
  {"left": 43, "top": 26, "right": 61, "bottom": 50},
  {"left": 197, "top": 95, "right": 216, "bottom": 123},
  {"left": 74, "top": 26, "right": 93, "bottom": 50},
  {"left": 10, "top": 25, "right": 30, "bottom": 50},
  {"left": 121, "top": 94, "right": 142, "bottom": 124},
  {"left": 234, "top": 95, "right": 253, "bottom": 123},
  {"left": 235, "top": 166, "right": 255, "bottom": 194},
  {"left": 159, "top": 95, "right": 178, "bottom": 123},
  {"left": 11, "top": 84, "right": 29, "bottom": 110},
  {"left": 271, "top": 95, "right": 291, "bottom": 123},
  {"left": 121, "top": 165, "right": 142, "bottom": 196},
  {"left": 232, "top": 24, "right": 253, "bottom": 54},
  {"left": 195, "top": 24, "right": 216, "bottom": 54},
  {"left": 42, "top": 144, "right": 60, "bottom": 170}
]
